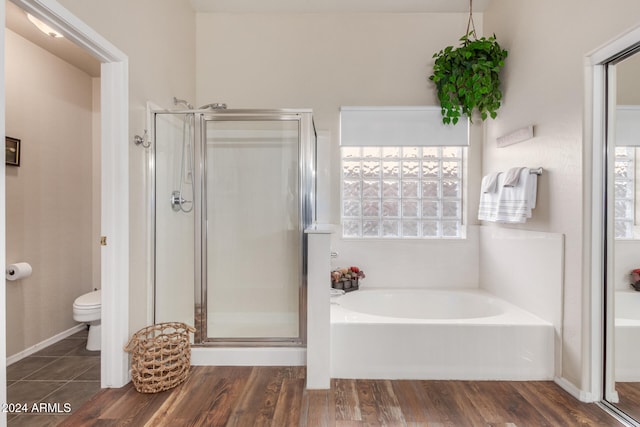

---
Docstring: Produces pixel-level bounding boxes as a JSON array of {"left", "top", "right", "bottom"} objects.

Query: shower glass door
[
  {"left": 200, "top": 114, "right": 312, "bottom": 344},
  {"left": 154, "top": 109, "right": 314, "bottom": 346},
  {"left": 154, "top": 112, "right": 196, "bottom": 328}
]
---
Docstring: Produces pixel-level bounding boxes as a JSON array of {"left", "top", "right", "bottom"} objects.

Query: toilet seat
[
  {"left": 73, "top": 289, "right": 101, "bottom": 322},
  {"left": 73, "top": 289, "right": 101, "bottom": 309}
]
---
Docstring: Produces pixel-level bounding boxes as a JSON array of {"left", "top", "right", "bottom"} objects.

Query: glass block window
[
  {"left": 341, "top": 146, "right": 464, "bottom": 238},
  {"left": 615, "top": 147, "right": 635, "bottom": 239}
]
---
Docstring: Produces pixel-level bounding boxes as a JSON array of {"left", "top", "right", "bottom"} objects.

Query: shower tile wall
[{"left": 6, "top": 330, "right": 100, "bottom": 426}]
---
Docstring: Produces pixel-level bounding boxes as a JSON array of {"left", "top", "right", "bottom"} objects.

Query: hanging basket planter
[{"left": 428, "top": 0, "right": 508, "bottom": 124}]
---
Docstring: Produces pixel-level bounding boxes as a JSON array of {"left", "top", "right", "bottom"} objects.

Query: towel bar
[{"left": 530, "top": 167, "right": 543, "bottom": 175}]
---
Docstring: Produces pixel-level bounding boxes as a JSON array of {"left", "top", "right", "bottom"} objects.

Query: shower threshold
[{"left": 191, "top": 346, "right": 306, "bottom": 366}]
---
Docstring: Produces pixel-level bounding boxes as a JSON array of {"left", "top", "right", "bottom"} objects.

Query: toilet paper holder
[{"left": 6, "top": 262, "right": 33, "bottom": 281}]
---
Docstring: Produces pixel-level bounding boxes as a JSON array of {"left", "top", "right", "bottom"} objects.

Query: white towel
[
  {"left": 481, "top": 172, "right": 500, "bottom": 193},
  {"left": 495, "top": 168, "right": 537, "bottom": 223},
  {"left": 478, "top": 173, "right": 502, "bottom": 221},
  {"left": 478, "top": 168, "right": 538, "bottom": 223},
  {"left": 503, "top": 167, "right": 526, "bottom": 187},
  {"left": 478, "top": 189, "right": 499, "bottom": 221},
  {"left": 528, "top": 170, "right": 537, "bottom": 211}
]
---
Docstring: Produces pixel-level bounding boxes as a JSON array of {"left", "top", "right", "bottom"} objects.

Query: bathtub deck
[{"left": 60, "top": 366, "right": 622, "bottom": 426}]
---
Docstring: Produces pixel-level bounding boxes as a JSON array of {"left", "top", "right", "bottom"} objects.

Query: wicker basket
[{"left": 124, "top": 322, "right": 196, "bottom": 394}]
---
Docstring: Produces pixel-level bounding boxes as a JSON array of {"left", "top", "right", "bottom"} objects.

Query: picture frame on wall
[{"left": 5, "top": 136, "right": 20, "bottom": 167}]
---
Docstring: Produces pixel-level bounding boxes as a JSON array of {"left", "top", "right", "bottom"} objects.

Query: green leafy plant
[{"left": 429, "top": 33, "right": 508, "bottom": 124}]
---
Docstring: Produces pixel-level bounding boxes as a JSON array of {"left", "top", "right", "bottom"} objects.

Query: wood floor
[
  {"left": 59, "top": 366, "right": 622, "bottom": 426},
  {"left": 615, "top": 382, "right": 640, "bottom": 422}
]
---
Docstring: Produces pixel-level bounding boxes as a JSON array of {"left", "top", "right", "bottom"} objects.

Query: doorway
[
  {"left": 587, "top": 22, "right": 640, "bottom": 427},
  {"left": 1, "top": 1, "right": 130, "bottom": 414}
]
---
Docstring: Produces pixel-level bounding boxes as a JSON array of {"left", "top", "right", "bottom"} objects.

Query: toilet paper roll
[{"left": 6, "top": 262, "right": 33, "bottom": 281}]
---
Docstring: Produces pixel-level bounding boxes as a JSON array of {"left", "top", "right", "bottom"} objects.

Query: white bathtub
[
  {"left": 331, "top": 289, "right": 554, "bottom": 380},
  {"left": 615, "top": 290, "right": 640, "bottom": 381}
]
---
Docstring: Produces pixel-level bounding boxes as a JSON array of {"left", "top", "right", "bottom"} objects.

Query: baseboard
[
  {"left": 7, "top": 323, "right": 87, "bottom": 366},
  {"left": 554, "top": 376, "right": 598, "bottom": 402}
]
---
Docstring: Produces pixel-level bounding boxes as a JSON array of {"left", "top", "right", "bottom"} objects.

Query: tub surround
[
  {"left": 305, "top": 224, "right": 335, "bottom": 389},
  {"left": 479, "top": 226, "right": 564, "bottom": 378},
  {"left": 615, "top": 290, "right": 640, "bottom": 382},
  {"left": 613, "top": 241, "right": 640, "bottom": 384},
  {"left": 331, "top": 226, "right": 480, "bottom": 290},
  {"left": 326, "top": 226, "right": 562, "bottom": 382},
  {"left": 331, "top": 226, "right": 562, "bottom": 329}
]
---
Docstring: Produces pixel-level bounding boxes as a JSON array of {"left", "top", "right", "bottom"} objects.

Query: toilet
[{"left": 73, "top": 289, "right": 101, "bottom": 351}]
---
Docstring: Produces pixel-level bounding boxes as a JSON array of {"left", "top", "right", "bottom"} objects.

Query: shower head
[
  {"left": 173, "top": 97, "right": 193, "bottom": 109},
  {"left": 199, "top": 103, "right": 227, "bottom": 110}
]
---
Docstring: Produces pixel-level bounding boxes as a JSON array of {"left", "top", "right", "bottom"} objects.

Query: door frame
[
  {"left": 586, "top": 23, "right": 640, "bottom": 405},
  {"left": 2, "top": 0, "right": 130, "bottom": 396},
  {"left": 197, "top": 111, "right": 313, "bottom": 346}
]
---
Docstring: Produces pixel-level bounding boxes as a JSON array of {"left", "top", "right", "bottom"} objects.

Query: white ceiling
[{"left": 190, "top": 0, "right": 492, "bottom": 13}]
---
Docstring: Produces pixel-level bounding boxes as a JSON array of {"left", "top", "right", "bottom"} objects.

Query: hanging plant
[{"left": 428, "top": 0, "right": 508, "bottom": 124}]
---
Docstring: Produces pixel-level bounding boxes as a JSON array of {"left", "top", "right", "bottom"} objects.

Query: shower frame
[{"left": 151, "top": 108, "right": 316, "bottom": 348}]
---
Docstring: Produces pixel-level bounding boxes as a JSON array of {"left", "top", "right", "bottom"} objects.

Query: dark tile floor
[{"left": 6, "top": 329, "right": 101, "bottom": 426}]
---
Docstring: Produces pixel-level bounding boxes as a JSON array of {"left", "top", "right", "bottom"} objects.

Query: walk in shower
[{"left": 152, "top": 107, "right": 315, "bottom": 347}]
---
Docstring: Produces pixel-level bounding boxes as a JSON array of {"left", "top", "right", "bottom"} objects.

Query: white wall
[
  {"left": 617, "top": 53, "right": 640, "bottom": 105},
  {"left": 196, "top": 12, "right": 483, "bottom": 290},
  {"left": 58, "top": 0, "right": 196, "bottom": 333},
  {"left": 195, "top": 13, "right": 476, "bottom": 117},
  {"left": 5, "top": 29, "right": 94, "bottom": 356},
  {"left": 483, "top": 0, "right": 640, "bottom": 392}
]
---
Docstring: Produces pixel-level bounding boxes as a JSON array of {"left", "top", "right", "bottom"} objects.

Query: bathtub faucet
[{"left": 330, "top": 288, "right": 345, "bottom": 297}]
